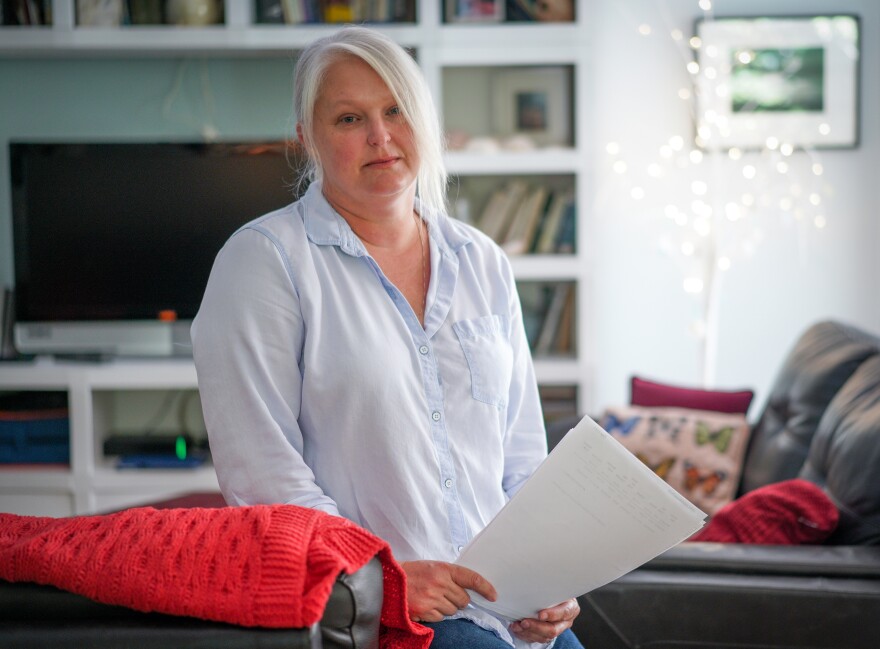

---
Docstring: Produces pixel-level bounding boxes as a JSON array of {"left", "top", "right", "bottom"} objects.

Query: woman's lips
[{"left": 365, "top": 156, "right": 399, "bottom": 168}]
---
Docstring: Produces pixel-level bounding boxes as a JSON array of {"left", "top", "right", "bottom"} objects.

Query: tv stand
[{"left": 0, "top": 357, "right": 218, "bottom": 517}]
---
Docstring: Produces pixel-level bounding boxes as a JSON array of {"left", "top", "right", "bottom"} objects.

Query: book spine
[
  {"left": 503, "top": 185, "right": 549, "bottom": 255},
  {"left": 534, "top": 283, "right": 571, "bottom": 356},
  {"left": 535, "top": 190, "right": 571, "bottom": 254},
  {"left": 555, "top": 201, "right": 577, "bottom": 254}
]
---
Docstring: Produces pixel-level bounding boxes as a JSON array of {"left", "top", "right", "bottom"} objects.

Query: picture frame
[
  {"left": 445, "top": 0, "right": 504, "bottom": 24},
  {"left": 694, "top": 15, "right": 860, "bottom": 150},
  {"left": 490, "top": 66, "right": 572, "bottom": 148}
]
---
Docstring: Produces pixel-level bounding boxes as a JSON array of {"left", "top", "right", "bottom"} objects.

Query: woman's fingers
[
  {"left": 537, "top": 598, "right": 579, "bottom": 623},
  {"left": 449, "top": 564, "right": 498, "bottom": 602},
  {"left": 511, "top": 598, "right": 580, "bottom": 643},
  {"left": 400, "top": 560, "right": 496, "bottom": 622}
]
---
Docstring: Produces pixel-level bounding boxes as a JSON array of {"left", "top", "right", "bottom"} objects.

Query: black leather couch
[
  {"left": 568, "top": 320, "right": 880, "bottom": 648},
  {"left": 0, "top": 558, "right": 382, "bottom": 649}
]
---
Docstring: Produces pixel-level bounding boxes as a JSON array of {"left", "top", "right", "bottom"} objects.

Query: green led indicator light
[{"left": 175, "top": 435, "right": 187, "bottom": 460}]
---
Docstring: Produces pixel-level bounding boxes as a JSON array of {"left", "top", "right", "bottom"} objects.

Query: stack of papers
[{"left": 455, "top": 415, "right": 706, "bottom": 620}]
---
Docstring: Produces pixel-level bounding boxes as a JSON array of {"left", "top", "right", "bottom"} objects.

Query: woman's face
[{"left": 306, "top": 55, "right": 420, "bottom": 212}]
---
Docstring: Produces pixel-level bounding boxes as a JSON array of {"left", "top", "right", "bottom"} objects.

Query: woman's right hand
[{"left": 400, "top": 560, "right": 497, "bottom": 623}]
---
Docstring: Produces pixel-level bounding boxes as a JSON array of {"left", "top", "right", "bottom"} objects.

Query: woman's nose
[{"left": 367, "top": 119, "right": 391, "bottom": 146}]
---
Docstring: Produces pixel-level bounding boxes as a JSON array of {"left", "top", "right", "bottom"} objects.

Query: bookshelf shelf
[
  {"left": 445, "top": 150, "right": 579, "bottom": 175},
  {"left": 534, "top": 358, "right": 584, "bottom": 385},
  {"left": 510, "top": 256, "right": 580, "bottom": 280},
  {"left": 0, "top": 23, "right": 427, "bottom": 56},
  {"left": 92, "top": 464, "right": 217, "bottom": 489},
  {"left": 0, "top": 465, "right": 72, "bottom": 489},
  {"left": 0, "top": 0, "right": 591, "bottom": 515}
]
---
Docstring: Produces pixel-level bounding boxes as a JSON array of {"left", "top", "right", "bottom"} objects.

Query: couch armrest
[
  {"left": 0, "top": 556, "right": 384, "bottom": 649},
  {"left": 0, "top": 581, "right": 320, "bottom": 649},
  {"left": 574, "top": 543, "right": 880, "bottom": 649},
  {"left": 320, "top": 556, "right": 383, "bottom": 649}
]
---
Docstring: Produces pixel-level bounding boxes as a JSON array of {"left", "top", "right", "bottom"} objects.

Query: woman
[{"left": 192, "top": 25, "right": 583, "bottom": 649}]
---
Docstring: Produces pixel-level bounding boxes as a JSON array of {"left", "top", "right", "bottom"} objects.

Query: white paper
[{"left": 455, "top": 415, "right": 706, "bottom": 620}]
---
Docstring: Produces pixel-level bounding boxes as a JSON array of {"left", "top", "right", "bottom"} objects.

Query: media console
[{"left": 0, "top": 357, "right": 219, "bottom": 517}]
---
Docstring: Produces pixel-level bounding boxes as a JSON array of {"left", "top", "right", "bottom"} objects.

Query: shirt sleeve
[
  {"left": 498, "top": 254, "right": 549, "bottom": 498},
  {"left": 191, "top": 226, "right": 339, "bottom": 515}
]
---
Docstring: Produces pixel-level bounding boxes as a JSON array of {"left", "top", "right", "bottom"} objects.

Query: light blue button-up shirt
[{"left": 192, "top": 182, "right": 548, "bottom": 646}]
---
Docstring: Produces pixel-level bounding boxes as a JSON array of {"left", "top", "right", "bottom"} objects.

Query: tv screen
[{"left": 10, "top": 141, "right": 302, "bottom": 356}]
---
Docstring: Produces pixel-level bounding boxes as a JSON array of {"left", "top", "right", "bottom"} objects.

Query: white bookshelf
[{"left": 0, "top": 0, "right": 592, "bottom": 515}]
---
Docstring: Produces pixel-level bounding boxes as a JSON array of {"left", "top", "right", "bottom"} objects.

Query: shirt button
[
  {"left": 432, "top": 411, "right": 441, "bottom": 422},
  {"left": 419, "top": 345, "right": 429, "bottom": 355},
  {"left": 444, "top": 478, "right": 453, "bottom": 488},
  {"left": 458, "top": 545, "right": 464, "bottom": 552}
]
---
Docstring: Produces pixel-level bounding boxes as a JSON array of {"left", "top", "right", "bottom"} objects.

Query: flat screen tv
[{"left": 10, "top": 141, "right": 302, "bottom": 357}]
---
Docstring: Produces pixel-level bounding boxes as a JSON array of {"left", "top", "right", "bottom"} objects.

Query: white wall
[{"left": 586, "top": 0, "right": 880, "bottom": 417}]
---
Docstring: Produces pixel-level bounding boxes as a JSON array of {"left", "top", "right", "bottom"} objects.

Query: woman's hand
[
  {"left": 400, "top": 560, "right": 497, "bottom": 623},
  {"left": 510, "top": 598, "right": 580, "bottom": 644}
]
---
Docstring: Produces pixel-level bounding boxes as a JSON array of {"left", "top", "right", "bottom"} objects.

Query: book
[
  {"left": 517, "top": 281, "right": 552, "bottom": 350},
  {"left": 478, "top": 180, "right": 529, "bottom": 243},
  {"left": 533, "top": 282, "right": 572, "bottom": 356},
  {"left": 392, "top": 0, "right": 414, "bottom": 21},
  {"left": 553, "top": 284, "right": 576, "bottom": 354},
  {"left": 502, "top": 185, "right": 549, "bottom": 255},
  {"left": 534, "top": 190, "right": 573, "bottom": 254},
  {"left": 254, "top": 0, "right": 285, "bottom": 23},
  {"left": 475, "top": 188, "right": 508, "bottom": 241},
  {"left": 323, "top": 0, "right": 355, "bottom": 22},
  {"left": 554, "top": 200, "right": 577, "bottom": 253},
  {"left": 281, "top": 0, "right": 305, "bottom": 23},
  {"left": 3, "top": 0, "right": 44, "bottom": 24}
]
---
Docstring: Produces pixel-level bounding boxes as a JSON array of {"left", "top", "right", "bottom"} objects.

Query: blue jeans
[{"left": 424, "top": 618, "right": 585, "bottom": 649}]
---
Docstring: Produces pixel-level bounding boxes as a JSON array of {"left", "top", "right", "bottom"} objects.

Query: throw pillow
[
  {"left": 630, "top": 375, "right": 754, "bottom": 415},
  {"left": 689, "top": 478, "right": 839, "bottom": 544},
  {"left": 599, "top": 405, "right": 751, "bottom": 515}
]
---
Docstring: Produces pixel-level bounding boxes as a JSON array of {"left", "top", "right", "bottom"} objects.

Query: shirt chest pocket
[{"left": 453, "top": 315, "right": 514, "bottom": 409}]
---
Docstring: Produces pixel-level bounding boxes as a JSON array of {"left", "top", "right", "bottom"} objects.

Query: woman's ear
[{"left": 296, "top": 123, "right": 309, "bottom": 152}]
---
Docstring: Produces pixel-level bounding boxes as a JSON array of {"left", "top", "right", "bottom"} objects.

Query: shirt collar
[
  {"left": 301, "top": 182, "right": 365, "bottom": 256},
  {"left": 301, "top": 180, "right": 473, "bottom": 258}
]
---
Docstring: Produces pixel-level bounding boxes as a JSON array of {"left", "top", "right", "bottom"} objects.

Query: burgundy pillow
[
  {"left": 631, "top": 375, "right": 754, "bottom": 415},
  {"left": 689, "top": 479, "right": 839, "bottom": 544}
]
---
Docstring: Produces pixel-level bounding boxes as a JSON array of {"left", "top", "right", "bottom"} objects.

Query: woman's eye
[
  {"left": 339, "top": 115, "right": 357, "bottom": 124},
  {"left": 388, "top": 106, "right": 401, "bottom": 116}
]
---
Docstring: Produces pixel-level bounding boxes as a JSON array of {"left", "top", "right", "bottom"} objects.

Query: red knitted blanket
[
  {"left": 0, "top": 504, "right": 431, "bottom": 649},
  {"left": 689, "top": 478, "right": 839, "bottom": 544}
]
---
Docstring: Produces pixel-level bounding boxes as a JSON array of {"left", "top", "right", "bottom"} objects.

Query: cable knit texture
[
  {"left": 0, "top": 504, "right": 431, "bottom": 648},
  {"left": 689, "top": 478, "right": 839, "bottom": 544}
]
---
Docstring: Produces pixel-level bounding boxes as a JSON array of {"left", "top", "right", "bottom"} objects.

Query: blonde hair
[{"left": 293, "top": 26, "right": 447, "bottom": 219}]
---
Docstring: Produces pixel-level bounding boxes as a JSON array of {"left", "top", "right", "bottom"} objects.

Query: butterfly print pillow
[{"left": 599, "top": 405, "right": 751, "bottom": 515}]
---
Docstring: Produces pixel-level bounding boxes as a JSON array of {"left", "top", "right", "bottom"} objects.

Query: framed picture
[
  {"left": 490, "top": 66, "right": 572, "bottom": 147},
  {"left": 445, "top": 0, "right": 503, "bottom": 24},
  {"left": 695, "top": 15, "right": 860, "bottom": 150}
]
